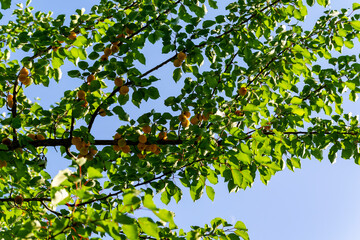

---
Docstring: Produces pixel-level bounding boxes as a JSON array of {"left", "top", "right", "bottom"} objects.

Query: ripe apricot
[
  {"left": 234, "top": 110, "right": 244, "bottom": 116},
  {"left": 79, "top": 146, "right": 89, "bottom": 156},
  {"left": 1, "top": 138, "right": 11, "bottom": 146},
  {"left": 125, "top": 27, "right": 134, "bottom": 36},
  {"left": 99, "top": 108, "right": 106, "bottom": 117},
  {"left": 111, "top": 44, "right": 119, "bottom": 54},
  {"left": 117, "top": 138, "right": 126, "bottom": 147},
  {"left": 68, "top": 31, "right": 77, "bottom": 41},
  {"left": 89, "top": 148, "right": 98, "bottom": 156},
  {"left": 28, "top": 133, "right": 36, "bottom": 141},
  {"left": 178, "top": 114, "right": 187, "bottom": 123},
  {"left": 14, "top": 195, "right": 23, "bottom": 205},
  {"left": 137, "top": 142, "right": 146, "bottom": 151},
  {"left": 202, "top": 113, "right": 210, "bottom": 121},
  {"left": 181, "top": 118, "right": 190, "bottom": 128},
  {"left": 18, "top": 74, "right": 28, "bottom": 82},
  {"left": 238, "top": 87, "right": 247, "bottom": 96},
  {"left": 100, "top": 55, "right": 108, "bottom": 61},
  {"left": 183, "top": 111, "right": 191, "bottom": 118},
  {"left": 7, "top": 95, "right": 13, "bottom": 107},
  {"left": 138, "top": 135, "right": 147, "bottom": 144},
  {"left": 0, "top": 160, "right": 7, "bottom": 168},
  {"left": 23, "top": 77, "right": 31, "bottom": 86},
  {"left": 71, "top": 136, "right": 82, "bottom": 146},
  {"left": 149, "top": 144, "right": 157, "bottom": 153},
  {"left": 177, "top": 52, "right": 187, "bottom": 61},
  {"left": 77, "top": 90, "right": 86, "bottom": 100},
  {"left": 158, "top": 131, "right": 167, "bottom": 140},
  {"left": 113, "top": 145, "right": 121, "bottom": 152},
  {"left": 142, "top": 125, "right": 151, "bottom": 134},
  {"left": 81, "top": 100, "right": 88, "bottom": 107},
  {"left": 36, "top": 134, "right": 45, "bottom": 140},
  {"left": 20, "top": 67, "right": 29, "bottom": 75},
  {"left": 173, "top": 59, "right": 182, "bottom": 67},
  {"left": 190, "top": 116, "right": 199, "bottom": 125},
  {"left": 116, "top": 33, "right": 126, "bottom": 39},
  {"left": 119, "top": 85, "right": 129, "bottom": 95},
  {"left": 114, "top": 133, "right": 122, "bottom": 140},
  {"left": 121, "top": 145, "right": 131, "bottom": 153},
  {"left": 104, "top": 47, "right": 112, "bottom": 56},
  {"left": 114, "top": 77, "right": 124, "bottom": 87},
  {"left": 137, "top": 153, "right": 146, "bottom": 159},
  {"left": 87, "top": 74, "right": 95, "bottom": 83}
]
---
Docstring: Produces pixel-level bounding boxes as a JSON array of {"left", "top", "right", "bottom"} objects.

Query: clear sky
[{"left": 1, "top": 1, "right": 360, "bottom": 239}]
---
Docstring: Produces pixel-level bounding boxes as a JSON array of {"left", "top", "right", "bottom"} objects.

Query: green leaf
[
  {"left": 243, "top": 104, "right": 259, "bottom": 112},
  {"left": 306, "top": 0, "right": 315, "bottom": 6},
  {"left": 147, "top": 87, "right": 160, "bottom": 100},
  {"left": 138, "top": 217, "right": 159, "bottom": 238},
  {"left": 351, "top": 20, "right": 360, "bottom": 30},
  {"left": 143, "top": 194, "right": 157, "bottom": 210},
  {"left": 87, "top": 167, "right": 103, "bottom": 179},
  {"left": 173, "top": 68, "right": 182, "bottom": 82},
  {"left": 317, "top": 0, "right": 329, "bottom": 7},
  {"left": 206, "top": 185, "right": 215, "bottom": 201},
  {"left": 122, "top": 224, "right": 139, "bottom": 240},
  {"left": 353, "top": 3, "right": 360, "bottom": 10},
  {"left": 0, "top": 0, "right": 11, "bottom": 9},
  {"left": 67, "top": 70, "right": 81, "bottom": 78}
]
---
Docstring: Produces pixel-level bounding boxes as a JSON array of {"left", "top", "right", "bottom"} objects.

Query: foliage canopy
[{"left": 0, "top": 0, "right": 360, "bottom": 239}]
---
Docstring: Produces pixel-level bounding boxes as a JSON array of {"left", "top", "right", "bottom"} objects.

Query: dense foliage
[{"left": 0, "top": 0, "right": 360, "bottom": 239}]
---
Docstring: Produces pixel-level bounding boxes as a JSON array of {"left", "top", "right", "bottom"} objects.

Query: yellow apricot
[
  {"left": 183, "top": 111, "right": 191, "bottom": 118},
  {"left": 138, "top": 135, "right": 147, "bottom": 144},
  {"left": 36, "top": 134, "right": 45, "bottom": 140},
  {"left": 158, "top": 131, "right": 167, "bottom": 140},
  {"left": 177, "top": 52, "right": 187, "bottom": 61},
  {"left": 121, "top": 145, "right": 131, "bottom": 153},
  {"left": 79, "top": 146, "right": 89, "bottom": 156},
  {"left": 142, "top": 125, "right": 151, "bottom": 134},
  {"left": 28, "top": 133, "right": 36, "bottom": 141},
  {"left": 20, "top": 67, "right": 29, "bottom": 75},
  {"left": 116, "top": 33, "right": 126, "bottom": 39},
  {"left": 114, "top": 77, "right": 124, "bottom": 87},
  {"left": 137, "top": 153, "right": 146, "bottom": 159},
  {"left": 114, "top": 133, "right": 122, "bottom": 140},
  {"left": 18, "top": 74, "right": 28, "bottom": 82},
  {"left": 137, "top": 142, "right": 146, "bottom": 151},
  {"left": 113, "top": 145, "right": 121, "bottom": 152},
  {"left": 100, "top": 55, "right": 108, "bottom": 61},
  {"left": 190, "top": 116, "right": 199, "bottom": 125},
  {"left": 22, "top": 77, "right": 31, "bottom": 86},
  {"left": 119, "top": 85, "right": 129, "bottom": 95},
  {"left": 178, "top": 114, "right": 187, "bottom": 123},
  {"left": 68, "top": 31, "right": 77, "bottom": 40},
  {"left": 238, "top": 87, "right": 247, "bottom": 96},
  {"left": 77, "top": 90, "right": 86, "bottom": 100},
  {"left": 99, "top": 108, "right": 106, "bottom": 117},
  {"left": 117, "top": 138, "right": 127, "bottom": 147},
  {"left": 104, "top": 47, "right": 112, "bottom": 56},
  {"left": 125, "top": 27, "right": 134, "bottom": 36},
  {"left": 111, "top": 44, "right": 119, "bottom": 54},
  {"left": 87, "top": 74, "right": 95, "bottom": 83},
  {"left": 173, "top": 59, "right": 182, "bottom": 67},
  {"left": 181, "top": 118, "right": 190, "bottom": 128},
  {"left": 71, "top": 137, "right": 82, "bottom": 146}
]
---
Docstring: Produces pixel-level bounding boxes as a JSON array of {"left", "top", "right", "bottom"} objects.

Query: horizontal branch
[{"left": 0, "top": 197, "right": 51, "bottom": 202}]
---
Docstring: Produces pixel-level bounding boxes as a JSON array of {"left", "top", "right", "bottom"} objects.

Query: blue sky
[{"left": 1, "top": 0, "right": 360, "bottom": 239}]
